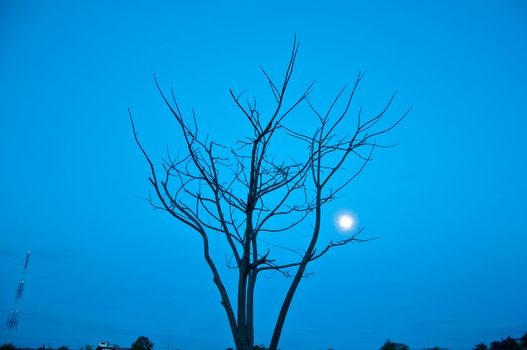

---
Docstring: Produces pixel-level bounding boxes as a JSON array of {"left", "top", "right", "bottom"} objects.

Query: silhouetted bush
[
  {"left": 521, "top": 333, "right": 527, "bottom": 348},
  {"left": 380, "top": 339, "right": 410, "bottom": 350},
  {"left": 488, "top": 336, "right": 521, "bottom": 350},
  {"left": 131, "top": 337, "right": 154, "bottom": 350},
  {"left": 0, "top": 344, "right": 18, "bottom": 350}
]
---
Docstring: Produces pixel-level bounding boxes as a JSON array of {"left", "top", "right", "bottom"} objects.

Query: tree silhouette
[
  {"left": 489, "top": 337, "right": 522, "bottom": 350},
  {"left": 131, "top": 336, "right": 154, "bottom": 350},
  {"left": 0, "top": 344, "right": 17, "bottom": 350},
  {"left": 500, "top": 336, "right": 521, "bottom": 350},
  {"left": 131, "top": 37, "right": 408, "bottom": 350},
  {"left": 521, "top": 333, "right": 527, "bottom": 348},
  {"left": 380, "top": 339, "right": 410, "bottom": 350}
]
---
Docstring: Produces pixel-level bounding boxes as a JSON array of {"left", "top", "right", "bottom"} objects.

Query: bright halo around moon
[{"left": 335, "top": 211, "right": 357, "bottom": 233}]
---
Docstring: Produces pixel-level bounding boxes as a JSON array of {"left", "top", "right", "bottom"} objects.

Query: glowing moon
[{"left": 336, "top": 213, "right": 356, "bottom": 232}]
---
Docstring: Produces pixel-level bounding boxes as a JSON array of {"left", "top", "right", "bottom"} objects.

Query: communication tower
[{"left": 4, "top": 251, "right": 31, "bottom": 342}]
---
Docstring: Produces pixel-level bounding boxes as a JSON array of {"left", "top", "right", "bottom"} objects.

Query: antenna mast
[{"left": 4, "top": 251, "right": 31, "bottom": 342}]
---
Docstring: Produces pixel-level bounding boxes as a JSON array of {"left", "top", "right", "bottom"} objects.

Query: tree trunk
[
  {"left": 269, "top": 192, "right": 322, "bottom": 350},
  {"left": 234, "top": 274, "right": 255, "bottom": 350},
  {"left": 236, "top": 262, "right": 249, "bottom": 350},
  {"left": 246, "top": 270, "right": 257, "bottom": 349}
]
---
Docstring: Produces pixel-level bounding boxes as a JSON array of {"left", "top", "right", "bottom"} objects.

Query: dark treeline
[
  {"left": 0, "top": 336, "right": 153, "bottom": 350},
  {"left": 2, "top": 332, "right": 526, "bottom": 350},
  {"left": 473, "top": 333, "right": 527, "bottom": 350},
  {"left": 0, "top": 345, "right": 75, "bottom": 350},
  {"left": 380, "top": 332, "right": 527, "bottom": 350}
]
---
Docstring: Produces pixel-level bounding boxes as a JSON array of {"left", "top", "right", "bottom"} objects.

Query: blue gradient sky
[{"left": 1, "top": 1, "right": 526, "bottom": 350}]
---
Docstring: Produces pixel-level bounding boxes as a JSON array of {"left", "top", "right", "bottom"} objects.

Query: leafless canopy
[{"left": 130, "top": 37, "right": 410, "bottom": 350}]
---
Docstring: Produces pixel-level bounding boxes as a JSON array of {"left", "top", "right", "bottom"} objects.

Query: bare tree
[{"left": 130, "top": 37, "right": 410, "bottom": 350}]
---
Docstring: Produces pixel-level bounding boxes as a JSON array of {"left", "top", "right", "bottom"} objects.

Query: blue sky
[{"left": 1, "top": 1, "right": 526, "bottom": 349}]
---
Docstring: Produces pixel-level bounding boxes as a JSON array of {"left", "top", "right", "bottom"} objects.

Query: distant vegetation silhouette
[
  {"left": 130, "top": 35, "right": 409, "bottom": 350},
  {"left": 474, "top": 333, "right": 527, "bottom": 350},
  {"left": 377, "top": 332, "right": 527, "bottom": 350},
  {"left": 0, "top": 332, "right": 526, "bottom": 350},
  {"left": 380, "top": 339, "right": 410, "bottom": 350},
  {"left": 130, "top": 337, "right": 153, "bottom": 350},
  {"left": 0, "top": 344, "right": 17, "bottom": 350}
]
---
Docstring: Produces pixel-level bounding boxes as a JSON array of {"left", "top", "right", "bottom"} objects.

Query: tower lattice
[{"left": 4, "top": 251, "right": 31, "bottom": 342}]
